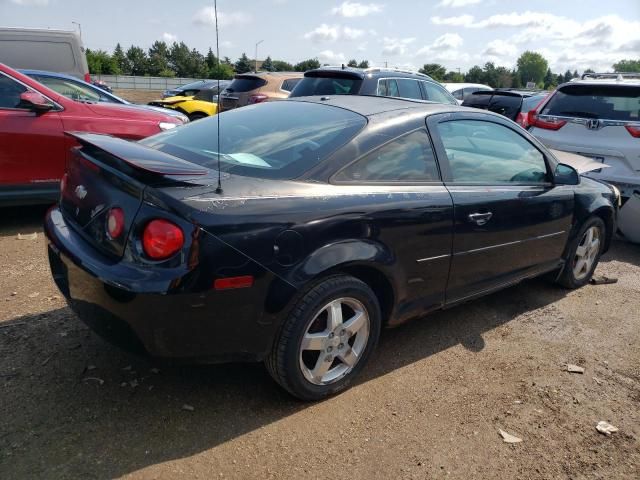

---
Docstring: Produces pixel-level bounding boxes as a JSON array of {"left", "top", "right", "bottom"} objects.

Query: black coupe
[{"left": 45, "top": 96, "right": 618, "bottom": 400}]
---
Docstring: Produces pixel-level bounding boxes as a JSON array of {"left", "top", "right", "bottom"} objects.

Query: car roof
[
  {"left": 236, "top": 72, "right": 302, "bottom": 78},
  {"left": 442, "top": 83, "right": 493, "bottom": 90},
  {"left": 288, "top": 94, "right": 469, "bottom": 117},
  {"left": 304, "top": 66, "right": 433, "bottom": 81},
  {"left": 18, "top": 68, "right": 79, "bottom": 81}
]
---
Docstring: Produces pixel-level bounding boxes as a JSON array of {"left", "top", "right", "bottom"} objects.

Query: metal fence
[{"left": 90, "top": 74, "right": 206, "bottom": 90}]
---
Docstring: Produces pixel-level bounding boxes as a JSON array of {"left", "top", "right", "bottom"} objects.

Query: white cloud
[
  {"left": 416, "top": 34, "right": 468, "bottom": 64},
  {"left": 431, "top": 15, "right": 474, "bottom": 27},
  {"left": 304, "top": 24, "right": 365, "bottom": 42},
  {"left": 221, "top": 40, "right": 233, "bottom": 48},
  {"left": 381, "top": 37, "right": 416, "bottom": 56},
  {"left": 162, "top": 32, "right": 177, "bottom": 43},
  {"left": 331, "top": 1, "right": 383, "bottom": 17},
  {"left": 432, "top": 33, "right": 464, "bottom": 49},
  {"left": 482, "top": 39, "right": 517, "bottom": 58},
  {"left": 193, "top": 7, "right": 251, "bottom": 27},
  {"left": 437, "top": 0, "right": 481, "bottom": 7},
  {"left": 318, "top": 50, "right": 346, "bottom": 64},
  {"left": 10, "top": 0, "right": 49, "bottom": 5}
]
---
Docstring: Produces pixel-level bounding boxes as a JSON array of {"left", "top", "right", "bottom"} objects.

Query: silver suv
[{"left": 529, "top": 72, "right": 640, "bottom": 242}]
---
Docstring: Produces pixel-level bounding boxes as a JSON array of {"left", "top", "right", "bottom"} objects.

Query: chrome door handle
[{"left": 468, "top": 212, "right": 493, "bottom": 226}]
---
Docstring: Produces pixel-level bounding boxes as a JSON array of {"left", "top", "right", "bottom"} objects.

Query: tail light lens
[
  {"left": 106, "top": 207, "right": 125, "bottom": 239},
  {"left": 142, "top": 219, "right": 184, "bottom": 260},
  {"left": 516, "top": 112, "right": 528, "bottom": 128},
  {"left": 60, "top": 173, "right": 68, "bottom": 193},
  {"left": 84, "top": 73, "right": 91, "bottom": 83},
  {"left": 248, "top": 94, "right": 268, "bottom": 104},
  {"left": 528, "top": 110, "right": 567, "bottom": 131},
  {"left": 625, "top": 124, "right": 640, "bottom": 138}
]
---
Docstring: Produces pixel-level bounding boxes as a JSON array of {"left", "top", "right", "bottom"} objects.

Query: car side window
[
  {"left": 281, "top": 78, "right": 301, "bottom": 92},
  {"left": 0, "top": 73, "right": 28, "bottom": 109},
  {"left": 334, "top": 130, "right": 440, "bottom": 183},
  {"left": 376, "top": 79, "right": 388, "bottom": 96},
  {"left": 387, "top": 79, "right": 399, "bottom": 97},
  {"left": 31, "top": 76, "right": 101, "bottom": 103},
  {"left": 194, "top": 89, "right": 215, "bottom": 102},
  {"left": 396, "top": 79, "right": 423, "bottom": 100},
  {"left": 436, "top": 120, "right": 549, "bottom": 184},
  {"left": 423, "top": 81, "right": 457, "bottom": 105}
]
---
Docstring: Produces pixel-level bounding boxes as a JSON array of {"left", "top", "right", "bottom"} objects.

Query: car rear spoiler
[{"left": 65, "top": 132, "right": 208, "bottom": 177}]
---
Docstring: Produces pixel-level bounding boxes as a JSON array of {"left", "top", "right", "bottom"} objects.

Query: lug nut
[
  {"left": 328, "top": 332, "right": 335, "bottom": 339},
  {"left": 338, "top": 343, "right": 344, "bottom": 349},
  {"left": 326, "top": 346, "right": 333, "bottom": 353},
  {"left": 340, "top": 329, "right": 346, "bottom": 336},
  {"left": 325, "top": 355, "right": 332, "bottom": 362}
]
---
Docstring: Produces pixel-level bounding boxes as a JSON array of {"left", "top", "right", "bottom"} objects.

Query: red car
[{"left": 0, "top": 63, "right": 185, "bottom": 205}]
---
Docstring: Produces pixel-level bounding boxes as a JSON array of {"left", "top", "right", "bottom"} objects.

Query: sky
[{"left": 1, "top": 0, "right": 639, "bottom": 73}]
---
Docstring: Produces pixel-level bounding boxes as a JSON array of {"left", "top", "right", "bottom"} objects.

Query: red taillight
[
  {"left": 528, "top": 110, "right": 567, "bottom": 131},
  {"left": 214, "top": 276, "right": 254, "bottom": 290},
  {"left": 84, "top": 73, "right": 91, "bottom": 83},
  {"left": 516, "top": 112, "right": 528, "bottom": 128},
  {"left": 106, "top": 207, "right": 125, "bottom": 240},
  {"left": 60, "top": 173, "right": 68, "bottom": 193},
  {"left": 142, "top": 219, "right": 184, "bottom": 260},
  {"left": 625, "top": 124, "right": 640, "bottom": 138},
  {"left": 248, "top": 94, "right": 268, "bottom": 104}
]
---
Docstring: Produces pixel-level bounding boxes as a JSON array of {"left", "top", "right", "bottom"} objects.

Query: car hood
[
  {"left": 550, "top": 149, "right": 610, "bottom": 174},
  {"left": 84, "top": 102, "right": 176, "bottom": 121}
]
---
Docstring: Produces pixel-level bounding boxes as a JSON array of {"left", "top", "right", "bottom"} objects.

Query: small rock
[
  {"left": 182, "top": 404, "right": 195, "bottom": 412},
  {"left": 513, "top": 400, "right": 523, "bottom": 405},
  {"left": 499, "top": 429, "right": 523, "bottom": 443},
  {"left": 120, "top": 382, "right": 127, "bottom": 387},
  {"left": 593, "top": 377, "right": 603, "bottom": 385},
  {"left": 83, "top": 377, "right": 104, "bottom": 386},
  {"left": 11, "top": 292, "right": 17, "bottom": 296},
  {"left": 590, "top": 275, "right": 618, "bottom": 285},
  {"left": 129, "top": 379, "right": 139, "bottom": 388},
  {"left": 595, "top": 300, "right": 602, "bottom": 305},
  {"left": 122, "top": 365, "right": 132, "bottom": 371},
  {"left": 86, "top": 365, "right": 97, "bottom": 371},
  {"left": 150, "top": 368, "right": 160, "bottom": 374},
  {"left": 596, "top": 421, "right": 618, "bottom": 436},
  {"left": 17, "top": 233, "right": 37, "bottom": 240},
  {"left": 27, "top": 292, "right": 40, "bottom": 299},
  {"left": 567, "top": 364, "right": 585, "bottom": 374}
]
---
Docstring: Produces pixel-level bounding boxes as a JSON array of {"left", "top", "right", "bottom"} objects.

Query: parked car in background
[
  {"left": 21, "top": 69, "right": 188, "bottom": 123},
  {"left": 462, "top": 89, "right": 548, "bottom": 128},
  {"left": 219, "top": 72, "right": 302, "bottom": 111},
  {"left": 528, "top": 72, "right": 639, "bottom": 242},
  {"left": 289, "top": 67, "right": 458, "bottom": 105},
  {"left": 0, "top": 27, "right": 89, "bottom": 82},
  {"left": 149, "top": 81, "right": 230, "bottom": 120},
  {"left": 442, "top": 83, "right": 493, "bottom": 104},
  {"left": 162, "top": 79, "right": 230, "bottom": 99},
  {"left": 45, "top": 95, "right": 617, "bottom": 401},
  {"left": 0, "top": 63, "right": 185, "bottom": 206},
  {"left": 91, "top": 79, "right": 113, "bottom": 93}
]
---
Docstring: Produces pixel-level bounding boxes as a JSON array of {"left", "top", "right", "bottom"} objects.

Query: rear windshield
[
  {"left": 290, "top": 76, "right": 363, "bottom": 97},
  {"left": 542, "top": 85, "right": 640, "bottom": 121},
  {"left": 225, "top": 76, "right": 267, "bottom": 93},
  {"left": 522, "top": 94, "right": 547, "bottom": 112},
  {"left": 140, "top": 101, "right": 367, "bottom": 180}
]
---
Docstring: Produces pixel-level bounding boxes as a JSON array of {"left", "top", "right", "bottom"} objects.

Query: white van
[{"left": 0, "top": 27, "right": 89, "bottom": 82}]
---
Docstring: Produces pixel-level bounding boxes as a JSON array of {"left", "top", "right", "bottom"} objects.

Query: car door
[
  {"left": 0, "top": 70, "right": 65, "bottom": 195},
  {"left": 427, "top": 112, "right": 574, "bottom": 303},
  {"left": 333, "top": 128, "right": 454, "bottom": 320}
]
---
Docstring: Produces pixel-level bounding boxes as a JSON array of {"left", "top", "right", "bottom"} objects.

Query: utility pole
[
  {"left": 72, "top": 21, "right": 82, "bottom": 41},
  {"left": 255, "top": 40, "right": 263, "bottom": 73}
]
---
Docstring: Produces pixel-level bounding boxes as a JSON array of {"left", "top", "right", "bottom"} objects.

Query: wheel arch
[{"left": 591, "top": 205, "right": 615, "bottom": 254}]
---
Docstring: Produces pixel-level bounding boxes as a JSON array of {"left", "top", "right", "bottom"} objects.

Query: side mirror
[
  {"left": 554, "top": 163, "right": 580, "bottom": 185},
  {"left": 18, "top": 91, "right": 53, "bottom": 113}
]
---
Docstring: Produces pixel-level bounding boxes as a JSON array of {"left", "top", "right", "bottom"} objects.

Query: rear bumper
[{"left": 45, "top": 206, "right": 292, "bottom": 362}]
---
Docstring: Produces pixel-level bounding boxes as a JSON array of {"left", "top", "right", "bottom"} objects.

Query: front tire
[
  {"left": 266, "top": 275, "right": 381, "bottom": 401},
  {"left": 557, "top": 216, "right": 606, "bottom": 289}
]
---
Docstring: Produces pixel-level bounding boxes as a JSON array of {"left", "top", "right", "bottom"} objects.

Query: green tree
[
  {"left": 419, "top": 63, "right": 446, "bottom": 81},
  {"left": 294, "top": 58, "right": 321, "bottom": 72},
  {"left": 544, "top": 68, "right": 556, "bottom": 90},
  {"left": 222, "top": 56, "right": 233, "bottom": 66},
  {"left": 234, "top": 53, "right": 253, "bottom": 74},
  {"left": 125, "top": 45, "right": 148, "bottom": 76},
  {"left": 168, "top": 42, "right": 192, "bottom": 77},
  {"left": 209, "top": 63, "right": 234, "bottom": 79},
  {"left": 556, "top": 74, "right": 565, "bottom": 85},
  {"left": 612, "top": 59, "right": 640, "bottom": 72},
  {"left": 205, "top": 47, "right": 218, "bottom": 71},
  {"left": 444, "top": 71, "right": 464, "bottom": 82},
  {"left": 112, "top": 43, "right": 129, "bottom": 74},
  {"left": 482, "top": 62, "right": 500, "bottom": 87},
  {"left": 563, "top": 70, "right": 573, "bottom": 83},
  {"left": 86, "top": 49, "right": 119, "bottom": 74},
  {"left": 495, "top": 66, "right": 513, "bottom": 88},
  {"left": 584, "top": 68, "right": 595, "bottom": 74},
  {"left": 573, "top": 70, "right": 579, "bottom": 78},
  {"left": 261, "top": 56, "right": 274, "bottom": 72},
  {"left": 347, "top": 59, "right": 358, "bottom": 68},
  {"left": 516, "top": 51, "right": 548, "bottom": 85},
  {"left": 147, "top": 41, "right": 171, "bottom": 76},
  {"left": 272, "top": 59, "right": 294, "bottom": 71},
  {"left": 357, "top": 60, "right": 369, "bottom": 69},
  {"left": 465, "top": 65, "right": 484, "bottom": 83}
]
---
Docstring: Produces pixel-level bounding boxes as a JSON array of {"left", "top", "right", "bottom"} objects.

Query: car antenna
[{"left": 214, "top": 0, "right": 223, "bottom": 194}]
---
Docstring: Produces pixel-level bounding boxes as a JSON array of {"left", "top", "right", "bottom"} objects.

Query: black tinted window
[
  {"left": 542, "top": 85, "right": 640, "bottom": 120},
  {"left": 451, "top": 88, "right": 463, "bottom": 100},
  {"left": 226, "top": 77, "right": 267, "bottom": 93},
  {"left": 335, "top": 130, "right": 440, "bottom": 182},
  {"left": 521, "top": 94, "right": 546, "bottom": 112},
  {"left": 193, "top": 89, "right": 215, "bottom": 102},
  {"left": 290, "top": 76, "right": 362, "bottom": 96},
  {"left": 141, "top": 102, "right": 366, "bottom": 180},
  {"left": 281, "top": 78, "right": 301, "bottom": 92},
  {"left": 0, "top": 73, "right": 27, "bottom": 108},
  {"left": 396, "top": 79, "right": 423, "bottom": 100},
  {"left": 436, "top": 120, "right": 548, "bottom": 183}
]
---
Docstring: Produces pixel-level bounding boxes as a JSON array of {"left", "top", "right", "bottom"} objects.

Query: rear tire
[
  {"left": 265, "top": 275, "right": 381, "bottom": 401},
  {"left": 188, "top": 112, "right": 208, "bottom": 121},
  {"left": 556, "top": 216, "right": 606, "bottom": 289}
]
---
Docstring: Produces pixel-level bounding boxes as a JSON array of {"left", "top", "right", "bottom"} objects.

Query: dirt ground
[
  {"left": 114, "top": 89, "right": 164, "bottom": 105},
  {"left": 0, "top": 205, "right": 638, "bottom": 480}
]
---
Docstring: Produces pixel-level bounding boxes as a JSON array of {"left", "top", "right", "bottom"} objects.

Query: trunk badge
[
  {"left": 74, "top": 185, "right": 88, "bottom": 200},
  {"left": 587, "top": 119, "right": 602, "bottom": 130}
]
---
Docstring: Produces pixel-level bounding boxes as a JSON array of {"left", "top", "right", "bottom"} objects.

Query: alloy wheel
[{"left": 573, "top": 225, "right": 601, "bottom": 280}]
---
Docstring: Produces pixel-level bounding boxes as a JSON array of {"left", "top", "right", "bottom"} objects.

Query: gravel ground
[
  {"left": 113, "top": 89, "right": 164, "bottom": 105},
  {"left": 0, "top": 205, "right": 638, "bottom": 479}
]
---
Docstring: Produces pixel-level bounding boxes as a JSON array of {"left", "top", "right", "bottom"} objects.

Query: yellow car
[{"left": 149, "top": 85, "right": 222, "bottom": 120}]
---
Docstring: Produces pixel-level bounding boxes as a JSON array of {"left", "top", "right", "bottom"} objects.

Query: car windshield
[
  {"left": 32, "top": 76, "right": 102, "bottom": 103},
  {"left": 542, "top": 85, "right": 640, "bottom": 120},
  {"left": 140, "top": 101, "right": 367, "bottom": 180},
  {"left": 290, "top": 76, "right": 363, "bottom": 97}
]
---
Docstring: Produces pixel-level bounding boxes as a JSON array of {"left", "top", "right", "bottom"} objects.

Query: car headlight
[
  {"left": 610, "top": 184, "right": 622, "bottom": 208},
  {"left": 159, "top": 121, "right": 179, "bottom": 131}
]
